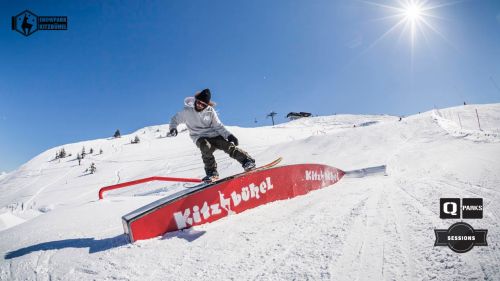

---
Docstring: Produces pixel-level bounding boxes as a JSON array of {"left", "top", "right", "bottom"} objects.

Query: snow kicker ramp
[{"left": 122, "top": 164, "right": 344, "bottom": 242}]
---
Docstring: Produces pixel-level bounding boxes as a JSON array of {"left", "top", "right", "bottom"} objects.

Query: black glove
[
  {"left": 228, "top": 134, "right": 239, "bottom": 146},
  {"left": 169, "top": 128, "right": 178, "bottom": 137}
]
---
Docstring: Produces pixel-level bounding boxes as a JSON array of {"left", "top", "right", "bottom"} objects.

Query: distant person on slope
[{"left": 169, "top": 88, "right": 256, "bottom": 182}]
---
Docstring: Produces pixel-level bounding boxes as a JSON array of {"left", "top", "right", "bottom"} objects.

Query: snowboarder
[{"left": 169, "top": 89, "right": 256, "bottom": 182}]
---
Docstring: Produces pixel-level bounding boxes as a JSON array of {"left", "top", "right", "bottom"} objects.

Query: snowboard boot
[
  {"left": 242, "top": 159, "right": 256, "bottom": 172},
  {"left": 202, "top": 171, "right": 219, "bottom": 183}
]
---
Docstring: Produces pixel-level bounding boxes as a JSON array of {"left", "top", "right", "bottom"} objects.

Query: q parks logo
[
  {"left": 435, "top": 198, "right": 488, "bottom": 253},
  {"left": 12, "top": 10, "right": 67, "bottom": 37},
  {"left": 440, "top": 198, "right": 483, "bottom": 219}
]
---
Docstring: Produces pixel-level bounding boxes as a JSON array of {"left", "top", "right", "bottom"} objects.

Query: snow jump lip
[{"left": 121, "top": 164, "right": 345, "bottom": 243}]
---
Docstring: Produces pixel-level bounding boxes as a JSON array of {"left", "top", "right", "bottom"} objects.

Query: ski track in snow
[
  {"left": 23, "top": 166, "right": 77, "bottom": 210},
  {"left": 1, "top": 104, "right": 500, "bottom": 280}
]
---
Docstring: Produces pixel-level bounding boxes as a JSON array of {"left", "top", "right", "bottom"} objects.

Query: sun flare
[
  {"left": 361, "top": 0, "right": 456, "bottom": 61},
  {"left": 404, "top": 3, "right": 423, "bottom": 22}
]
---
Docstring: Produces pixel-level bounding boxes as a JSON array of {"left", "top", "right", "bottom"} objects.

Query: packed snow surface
[{"left": 1, "top": 104, "right": 499, "bottom": 280}]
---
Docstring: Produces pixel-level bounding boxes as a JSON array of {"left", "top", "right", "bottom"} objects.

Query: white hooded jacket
[{"left": 169, "top": 97, "right": 232, "bottom": 144}]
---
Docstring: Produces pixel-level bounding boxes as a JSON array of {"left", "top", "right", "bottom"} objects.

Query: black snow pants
[{"left": 196, "top": 136, "right": 254, "bottom": 176}]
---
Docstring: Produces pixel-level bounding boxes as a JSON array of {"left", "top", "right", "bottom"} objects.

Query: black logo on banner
[
  {"left": 12, "top": 10, "right": 67, "bottom": 37},
  {"left": 440, "top": 198, "right": 483, "bottom": 219},
  {"left": 462, "top": 198, "right": 483, "bottom": 219},
  {"left": 434, "top": 222, "right": 488, "bottom": 253},
  {"left": 440, "top": 198, "right": 461, "bottom": 219}
]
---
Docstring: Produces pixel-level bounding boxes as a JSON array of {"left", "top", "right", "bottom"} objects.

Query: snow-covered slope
[{"left": 1, "top": 104, "right": 499, "bottom": 280}]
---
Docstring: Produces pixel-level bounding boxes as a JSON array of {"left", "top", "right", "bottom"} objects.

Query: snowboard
[{"left": 200, "top": 157, "right": 283, "bottom": 184}]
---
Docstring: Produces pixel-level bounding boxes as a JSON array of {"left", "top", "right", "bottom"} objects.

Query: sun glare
[
  {"left": 361, "top": 0, "right": 456, "bottom": 63},
  {"left": 404, "top": 3, "right": 423, "bottom": 22}
]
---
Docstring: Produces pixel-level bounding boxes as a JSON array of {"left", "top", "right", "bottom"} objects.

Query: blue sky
[{"left": 1, "top": 0, "right": 499, "bottom": 172}]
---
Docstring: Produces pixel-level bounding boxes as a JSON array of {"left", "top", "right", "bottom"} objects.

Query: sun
[
  {"left": 404, "top": 3, "right": 423, "bottom": 22},
  {"left": 400, "top": 1, "right": 427, "bottom": 52},
  {"left": 360, "top": 0, "right": 456, "bottom": 61}
]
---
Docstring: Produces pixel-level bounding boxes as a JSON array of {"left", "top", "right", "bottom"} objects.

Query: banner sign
[{"left": 122, "top": 164, "right": 344, "bottom": 242}]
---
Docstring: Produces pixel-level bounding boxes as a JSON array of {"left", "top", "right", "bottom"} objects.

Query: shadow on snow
[
  {"left": 161, "top": 228, "right": 206, "bottom": 242},
  {"left": 4, "top": 234, "right": 129, "bottom": 259},
  {"left": 5, "top": 230, "right": 207, "bottom": 259}
]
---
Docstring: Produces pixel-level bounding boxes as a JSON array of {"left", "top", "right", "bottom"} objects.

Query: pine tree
[
  {"left": 81, "top": 146, "right": 86, "bottom": 158},
  {"left": 99, "top": 148, "right": 103, "bottom": 155},
  {"left": 55, "top": 148, "right": 67, "bottom": 159},
  {"left": 90, "top": 148, "right": 94, "bottom": 154},
  {"left": 89, "top": 163, "right": 96, "bottom": 174},
  {"left": 114, "top": 129, "right": 121, "bottom": 138},
  {"left": 131, "top": 135, "right": 140, "bottom": 144}
]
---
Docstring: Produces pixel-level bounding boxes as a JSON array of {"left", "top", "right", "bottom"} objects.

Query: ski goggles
[{"left": 195, "top": 99, "right": 209, "bottom": 109}]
